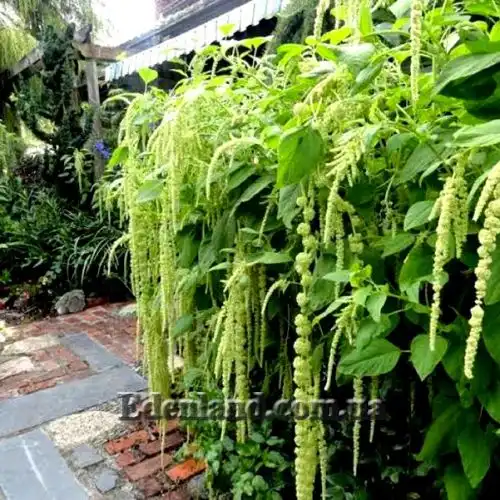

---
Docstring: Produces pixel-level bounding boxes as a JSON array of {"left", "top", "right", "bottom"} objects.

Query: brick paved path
[{"left": 0, "top": 303, "right": 205, "bottom": 499}]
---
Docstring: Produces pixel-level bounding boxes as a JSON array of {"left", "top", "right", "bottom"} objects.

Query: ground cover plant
[{"left": 104, "top": 0, "right": 500, "bottom": 498}]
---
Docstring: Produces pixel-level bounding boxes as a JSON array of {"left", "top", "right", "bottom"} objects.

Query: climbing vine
[{"left": 105, "top": 1, "right": 500, "bottom": 498}]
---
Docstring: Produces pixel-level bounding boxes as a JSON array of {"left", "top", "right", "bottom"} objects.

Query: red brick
[
  {"left": 105, "top": 430, "right": 149, "bottom": 455},
  {"left": 67, "top": 360, "right": 88, "bottom": 372},
  {"left": 139, "top": 432, "right": 184, "bottom": 456},
  {"left": 19, "top": 379, "right": 57, "bottom": 394},
  {"left": 136, "top": 476, "right": 163, "bottom": 497},
  {"left": 116, "top": 450, "right": 141, "bottom": 468},
  {"left": 125, "top": 454, "right": 173, "bottom": 482},
  {"left": 166, "top": 459, "right": 206, "bottom": 483},
  {"left": 151, "top": 419, "right": 179, "bottom": 435}
]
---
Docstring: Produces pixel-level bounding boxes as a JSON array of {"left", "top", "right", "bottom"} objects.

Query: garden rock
[
  {"left": 94, "top": 468, "right": 118, "bottom": 493},
  {"left": 55, "top": 290, "right": 86, "bottom": 315}
]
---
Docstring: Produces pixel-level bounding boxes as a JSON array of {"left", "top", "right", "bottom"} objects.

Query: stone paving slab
[
  {"left": 0, "top": 429, "right": 88, "bottom": 500},
  {"left": 60, "top": 333, "right": 124, "bottom": 373},
  {"left": 0, "top": 366, "right": 146, "bottom": 439}
]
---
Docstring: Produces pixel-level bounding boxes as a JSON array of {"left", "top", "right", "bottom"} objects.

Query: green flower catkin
[{"left": 410, "top": 0, "right": 423, "bottom": 106}]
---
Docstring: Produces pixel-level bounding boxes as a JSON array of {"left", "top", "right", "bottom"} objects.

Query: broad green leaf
[
  {"left": 138, "top": 67, "right": 158, "bottom": 85},
  {"left": 351, "top": 61, "right": 383, "bottom": 95},
  {"left": 359, "top": 0, "right": 373, "bottom": 35},
  {"left": 479, "top": 379, "right": 500, "bottom": 423},
  {"left": 137, "top": 179, "right": 163, "bottom": 203},
  {"left": 278, "top": 184, "right": 301, "bottom": 229},
  {"left": 227, "top": 165, "right": 255, "bottom": 191},
  {"left": 458, "top": 421, "right": 491, "bottom": 488},
  {"left": 338, "top": 339, "right": 401, "bottom": 377},
  {"left": 232, "top": 174, "right": 274, "bottom": 213},
  {"left": 322, "top": 270, "right": 351, "bottom": 283},
  {"left": 389, "top": 0, "right": 411, "bottom": 18},
  {"left": 404, "top": 201, "right": 435, "bottom": 231},
  {"left": 250, "top": 252, "right": 293, "bottom": 265},
  {"left": 485, "top": 245, "right": 500, "bottom": 305},
  {"left": 335, "top": 43, "right": 376, "bottom": 73},
  {"left": 483, "top": 304, "right": 500, "bottom": 363},
  {"left": 410, "top": 335, "right": 448, "bottom": 381},
  {"left": 455, "top": 120, "right": 500, "bottom": 148},
  {"left": 444, "top": 464, "right": 475, "bottom": 500},
  {"left": 417, "top": 403, "right": 462, "bottom": 461},
  {"left": 107, "top": 145, "right": 128, "bottom": 168},
  {"left": 356, "top": 315, "right": 397, "bottom": 350},
  {"left": 381, "top": 233, "right": 415, "bottom": 257},
  {"left": 396, "top": 142, "right": 446, "bottom": 184},
  {"left": 277, "top": 125, "right": 324, "bottom": 187},
  {"left": 241, "top": 37, "right": 271, "bottom": 50},
  {"left": 399, "top": 244, "right": 434, "bottom": 288},
  {"left": 434, "top": 53, "right": 500, "bottom": 95},
  {"left": 321, "top": 27, "right": 352, "bottom": 45},
  {"left": 366, "top": 291, "right": 387, "bottom": 322},
  {"left": 219, "top": 23, "right": 236, "bottom": 37},
  {"left": 173, "top": 314, "right": 194, "bottom": 337},
  {"left": 491, "top": 22, "right": 500, "bottom": 41}
]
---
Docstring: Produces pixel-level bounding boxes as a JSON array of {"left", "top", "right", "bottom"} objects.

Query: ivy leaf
[
  {"left": 138, "top": 67, "right": 158, "bottom": 85},
  {"left": 404, "top": 201, "right": 435, "bottom": 231},
  {"left": 410, "top": 335, "right": 449, "bottom": 381},
  {"left": 137, "top": 179, "right": 163, "bottom": 203},
  {"left": 250, "top": 252, "right": 293, "bottom": 265},
  {"left": 277, "top": 125, "right": 324, "bottom": 187},
  {"left": 454, "top": 120, "right": 500, "bottom": 148},
  {"left": 417, "top": 403, "right": 462, "bottom": 461},
  {"left": 380, "top": 233, "right": 415, "bottom": 257},
  {"left": 458, "top": 421, "right": 491, "bottom": 488},
  {"left": 366, "top": 291, "right": 387, "bottom": 322},
  {"left": 338, "top": 339, "right": 401, "bottom": 377},
  {"left": 444, "top": 464, "right": 475, "bottom": 500}
]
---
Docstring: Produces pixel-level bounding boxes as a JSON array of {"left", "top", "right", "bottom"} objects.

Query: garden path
[{"left": 0, "top": 304, "right": 205, "bottom": 499}]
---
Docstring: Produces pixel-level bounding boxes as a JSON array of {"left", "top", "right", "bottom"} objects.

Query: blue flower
[{"left": 95, "top": 140, "right": 111, "bottom": 160}]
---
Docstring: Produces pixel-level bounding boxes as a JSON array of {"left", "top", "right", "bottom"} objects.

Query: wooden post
[{"left": 85, "top": 58, "right": 105, "bottom": 180}]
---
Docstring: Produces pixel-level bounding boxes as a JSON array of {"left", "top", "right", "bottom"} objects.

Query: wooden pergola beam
[{"left": 9, "top": 42, "right": 119, "bottom": 78}]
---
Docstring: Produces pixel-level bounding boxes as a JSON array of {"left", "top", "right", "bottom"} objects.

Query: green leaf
[
  {"left": 381, "top": 233, "right": 415, "bottom": 257},
  {"left": 277, "top": 125, "right": 324, "bottom": 187},
  {"left": 485, "top": 245, "right": 500, "bottom": 305},
  {"left": 137, "top": 179, "right": 163, "bottom": 203},
  {"left": 404, "top": 201, "right": 435, "bottom": 231},
  {"left": 434, "top": 52, "right": 500, "bottom": 95},
  {"left": 410, "top": 335, "right": 449, "bottom": 381},
  {"left": 219, "top": 23, "right": 236, "bottom": 37},
  {"left": 209, "top": 262, "right": 230, "bottom": 272},
  {"left": 483, "top": 304, "right": 500, "bottom": 364},
  {"left": 454, "top": 120, "right": 500, "bottom": 148},
  {"left": 366, "top": 291, "right": 387, "bottom": 322},
  {"left": 232, "top": 174, "right": 274, "bottom": 213},
  {"left": 278, "top": 184, "right": 301, "bottom": 229},
  {"left": 444, "top": 464, "right": 475, "bottom": 500},
  {"left": 458, "top": 421, "right": 491, "bottom": 488},
  {"left": 338, "top": 339, "right": 401, "bottom": 377},
  {"left": 322, "top": 270, "right": 351, "bottom": 283},
  {"left": 356, "top": 315, "right": 397, "bottom": 350},
  {"left": 351, "top": 61, "right": 383, "bottom": 95},
  {"left": 107, "top": 145, "right": 128, "bottom": 168},
  {"left": 417, "top": 403, "right": 462, "bottom": 461},
  {"left": 399, "top": 244, "right": 434, "bottom": 289},
  {"left": 396, "top": 142, "right": 445, "bottom": 184},
  {"left": 227, "top": 165, "right": 255, "bottom": 191},
  {"left": 138, "top": 67, "right": 158, "bottom": 85},
  {"left": 250, "top": 252, "right": 293, "bottom": 265},
  {"left": 479, "top": 378, "right": 500, "bottom": 423},
  {"left": 173, "top": 314, "right": 194, "bottom": 337}
]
